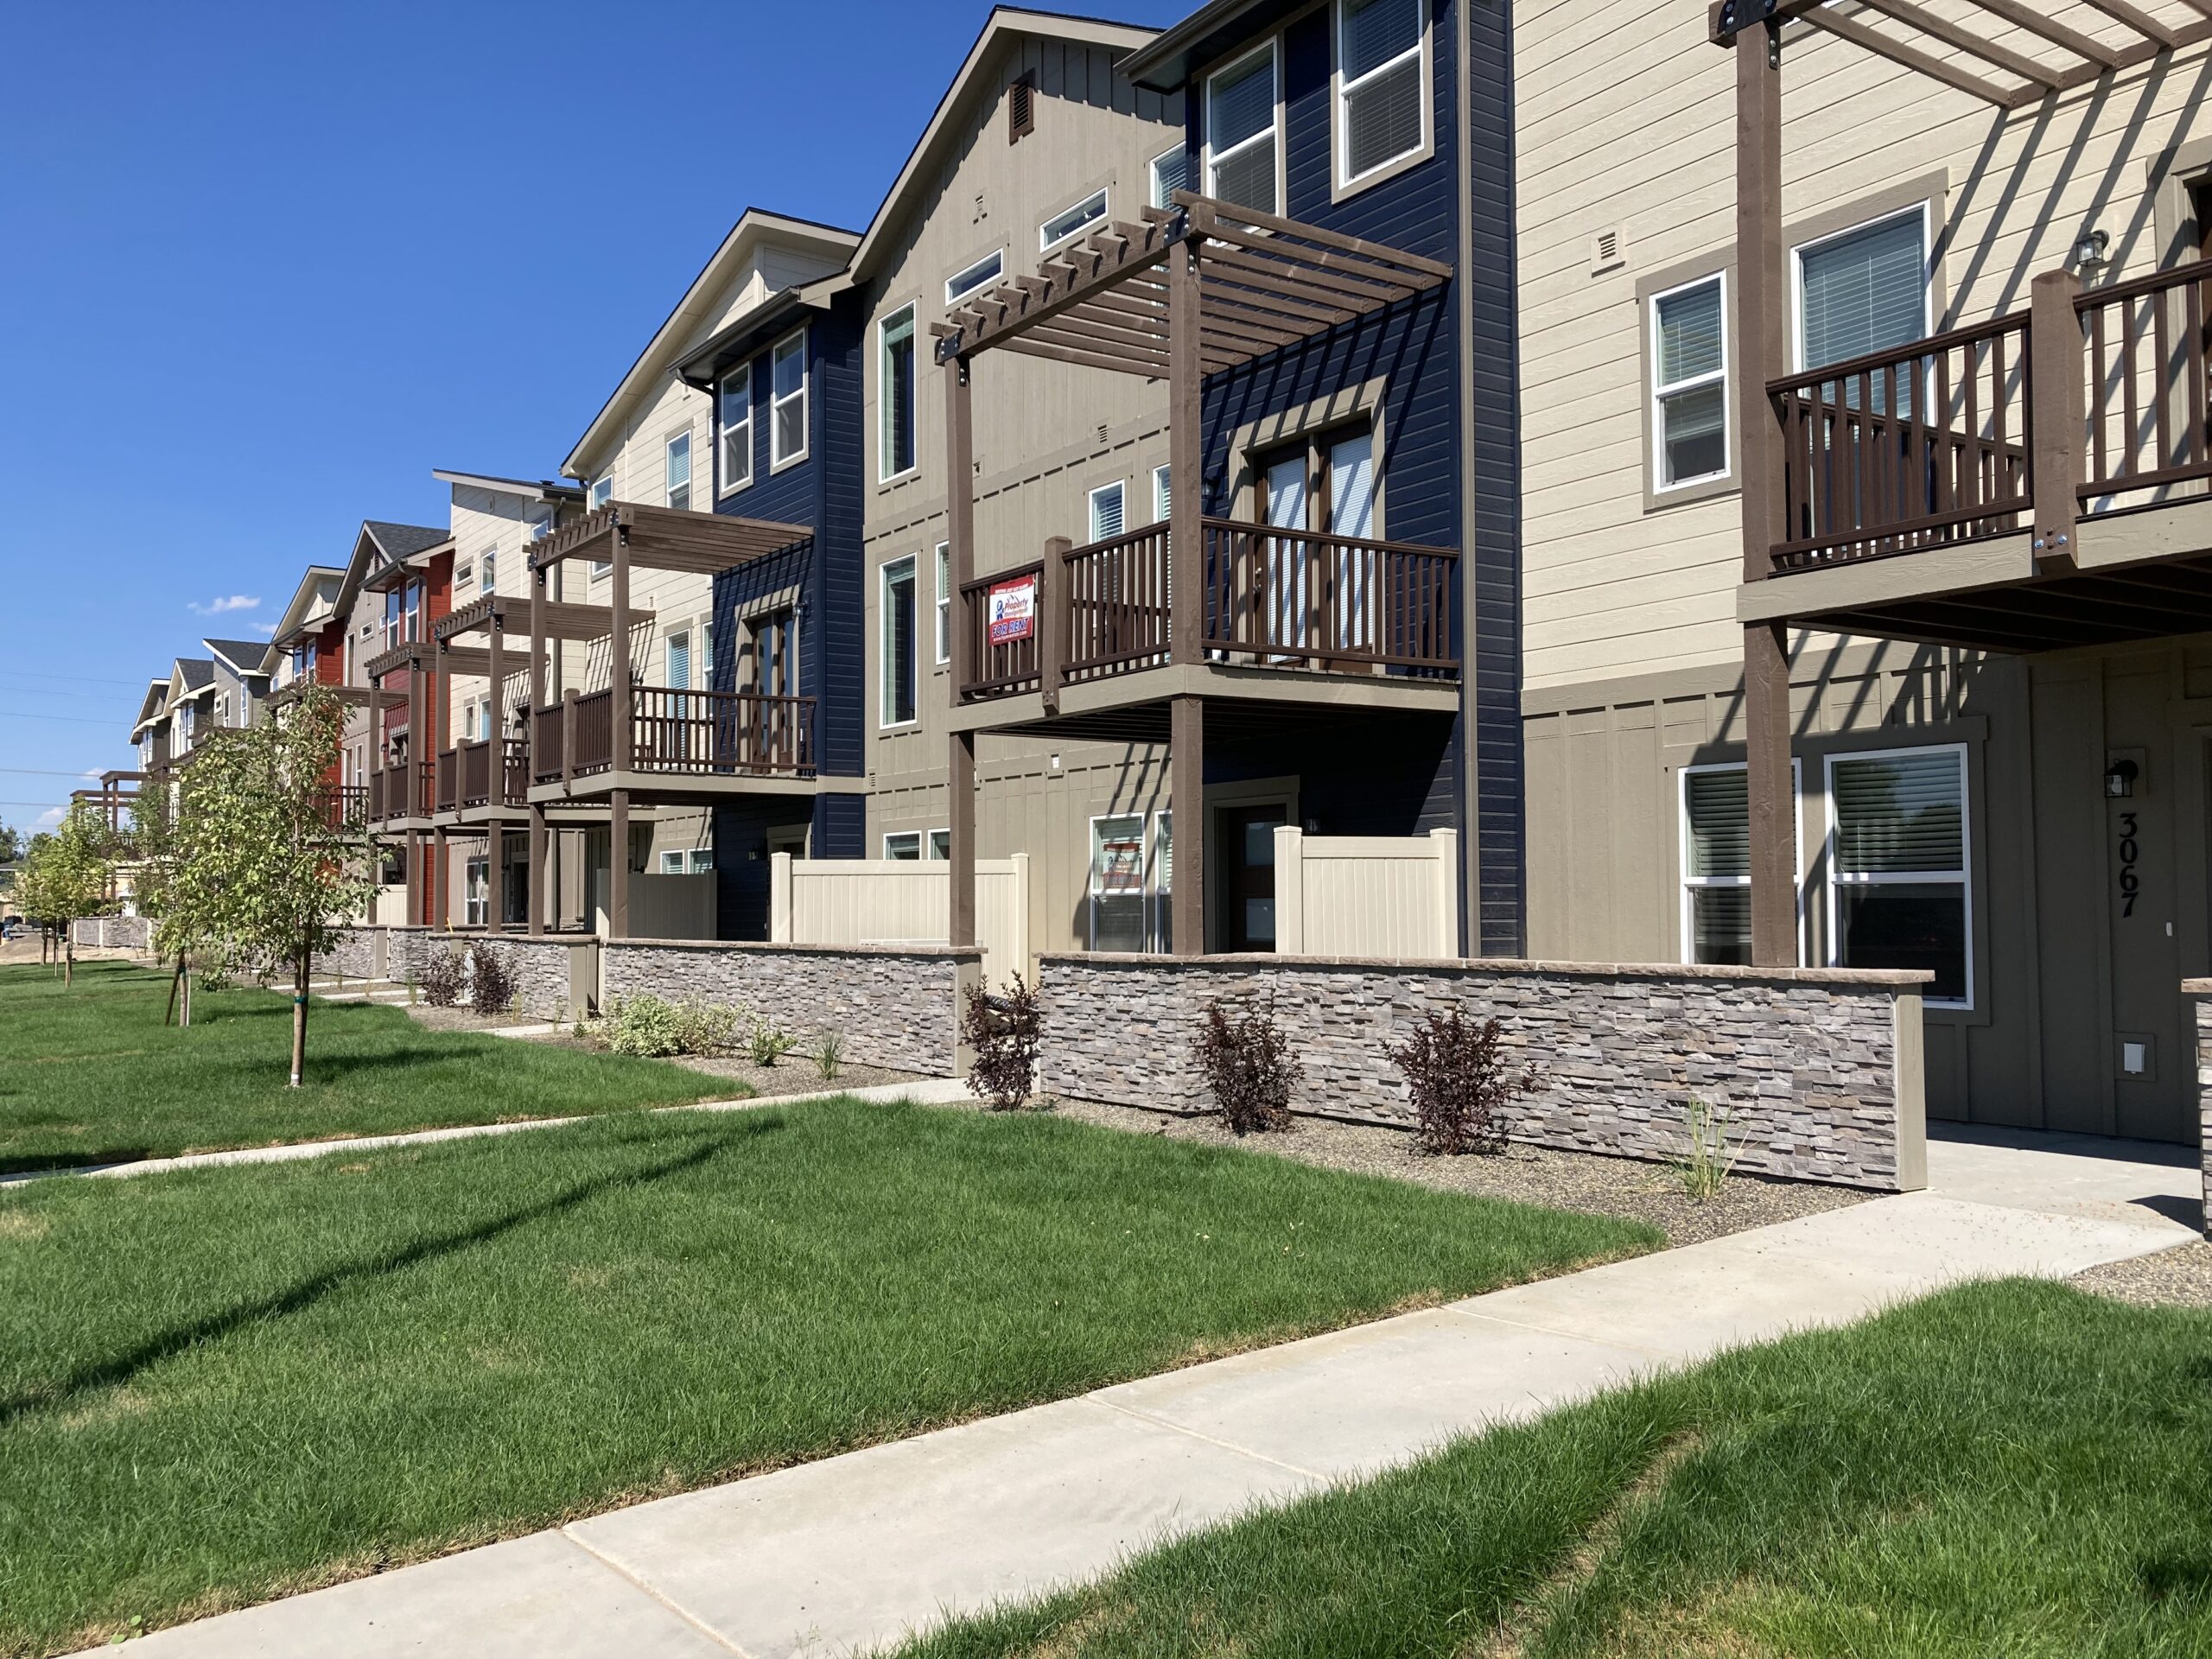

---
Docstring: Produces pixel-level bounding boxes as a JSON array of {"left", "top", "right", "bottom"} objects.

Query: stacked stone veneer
[
  {"left": 429, "top": 933, "right": 583, "bottom": 1022},
  {"left": 311, "top": 927, "right": 382, "bottom": 980},
  {"left": 601, "top": 940, "right": 978, "bottom": 1076},
  {"left": 69, "top": 916, "right": 149, "bottom": 951},
  {"left": 1040, "top": 954, "right": 1931, "bottom": 1192},
  {"left": 2183, "top": 982, "right": 2212, "bottom": 1238}
]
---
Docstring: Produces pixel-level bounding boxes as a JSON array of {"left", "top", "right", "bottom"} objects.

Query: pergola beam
[
  {"left": 1849, "top": 0, "right": 2061, "bottom": 88},
  {"left": 1802, "top": 8, "right": 2019, "bottom": 105}
]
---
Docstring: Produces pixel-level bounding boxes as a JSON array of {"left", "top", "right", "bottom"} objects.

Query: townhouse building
[{"left": 1515, "top": 0, "right": 2212, "bottom": 1147}]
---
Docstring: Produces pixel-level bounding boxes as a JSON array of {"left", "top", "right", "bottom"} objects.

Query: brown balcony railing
[
  {"left": 537, "top": 688, "right": 815, "bottom": 778},
  {"left": 502, "top": 737, "right": 528, "bottom": 805},
  {"left": 1202, "top": 520, "right": 1458, "bottom": 671},
  {"left": 961, "top": 561, "right": 1045, "bottom": 696},
  {"left": 311, "top": 785, "right": 367, "bottom": 831},
  {"left": 1770, "top": 313, "right": 2032, "bottom": 570},
  {"left": 531, "top": 701, "right": 565, "bottom": 785},
  {"left": 435, "top": 747, "right": 461, "bottom": 813},
  {"left": 1066, "top": 524, "right": 1172, "bottom": 681},
  {"left": 2081, "top": 256, "right": 2212, "bottom": 502}
]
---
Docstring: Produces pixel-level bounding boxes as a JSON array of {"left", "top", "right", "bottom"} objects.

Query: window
[
  {"left": 1149, "top": 145, "right": 1190, "bottom": 210},
  {"left": 214, "top": 693, "right": 231, "bottom": 728},
  {"left": 527, "top": 506, "right": 553, "bottom": 543},
  {"left": 665, "top": 431, "right": 692, "bottom": 510},
  {"left": 880, "top": 306, "right": 916, "bottom": 479},
  {"left": 1680, "top": 761, "right": 1802, "bottom": 967},
  {"left": 404, "top": 579, "right": 419, "bottom": 643},
  {"left": 659, "top": 849, "right": 713, "bottom": 874},
  {"left": 1827, "top": 745, "right": 1970, "bottom": 1006},
  {"left": 457, "top": 562, "right": 474, "bottom": 590},
  {"left": 1090, "top": 814, "right": 1148, "bottom": 951},
  {"left": 465, "top": 857, "right": 489, "bottom": 926},
  {"left": 589, "top": 475, "right": 613, "bottom": 511},
  {"left": 752, "top": 609, "right": 797, "bottom": 697},
  {"left": 946, "top": 250, "right": 1005, "bottom": 306},
  {"left": 927, "top": 828, "right": 950, "bottom": 860},
  {"left": 935, "top": 542, "right": 951, "bottom": 664},
  {"left": 480, "top": 551, "right": 496, "bottom": 594},
  {"left": 1040, "top": 188, "right": 1108, "bottom": 251},
  {"left": 1152, "top": 465, "right": 1172, "bottom": 523},
  {"left": 1796, "top": 207, "right": 1929, "bottom": 372},
  {"left": 1154, "top": 811, "right": 1173, "bottom": 953},
  {"left": 881, "top": 555, "right": 917, "bottom": 726},
  {"left": 771, "top": 330, "right": 808, "bottom": 467},
  {"left": 719, "top": 365, "right": 753, "bottom": 494},
  {"left": 1651, "top": 273, "right": 1729, "bottom": 490},
  {"left": 664, "top": 628, "right": 690, "bottom": 690},
  {"left": 1206, "top": 43, "right": 1279, "bottom": 215},
  {"left": 883, "top": 831, "right": 922, "bottom": 860},
  {"left": 1089, "top": 480, "right": 1126, "bottom": 543},
  {"left": 1336, "top": 0, "right": 1426, "bottom": 187}
]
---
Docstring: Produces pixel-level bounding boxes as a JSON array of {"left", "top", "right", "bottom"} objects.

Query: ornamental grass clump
[
  {"left": 1386, "top": 1007, "right": 1544, "bottom": 1157},
  {"left": 1192, "top": 994, "right": 1300, "bottom": 1135},
  {"left": 963, "top": 976, "right": 1042, "bottom": 1111}
]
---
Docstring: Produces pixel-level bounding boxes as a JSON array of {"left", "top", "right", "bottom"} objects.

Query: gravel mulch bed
[
  {"left": 2070, "top": 1240, "right": 2212, "bottom": 1308},
  {"left": 658, "top": 1054, "right": 930, "bottom": 1098},
  {"left": 398, "top": 1004, "right": 537, "bottom": 1033},
  {"left": 1043, "top": 1098, "right": 1873, "bottom": 1248}
]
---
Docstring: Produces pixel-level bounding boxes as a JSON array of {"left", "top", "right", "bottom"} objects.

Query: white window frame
[
  {"left": 718, "top": 364, "right": 753, "bottom": 497},
  {"left": 878, "top": 303, "right": 918, "bottom": 482},
  {"left": 880, "top": 554, "right": 918, "bottom": 729},
  {"left": 465, "top": 855, "right": 490, "bottom": 927},
  {"left": 1332, "top": 0, "right": 1432, "bottom": 192},
  {"left": 1148, "top": 145, "right": 1189, "bottom": 210},
  {"left": 945, "top": 250, "right": 1006, "bottom": 306},
  {"left": 480, "top": 550, "right": 497, "bottom": 594},
  {"left": 935, "top": 541, "right": 951, "bottom": 664},
  {"left": 1088, "top": 479, "right": 1128, "bottom": 543},
  {"left": 1087, "top": 810, "right": 1153, "bottom": 952},
  {"left": 1676, "top": 759, "right": 1802, "bottom": 968},
  {"left": 1204, "top": 41, "right": 1281, "bottom": 217},
  {"left": 1823, "top": 741, "right": 1973, "bottom": 1011},
  {"left": 770, "top": 327, "right": 810, "bottom": 471},
  {"left": 882, "top": 830, "right": 922, "bottom": 860},
  {"left": 589, "top": 475, "right": 613, "bottom": 578},
  {"left": 1789, "top": 201, "right": 1933, "bottom": 374},
  {"left": 1152, "top": 464, "right": 1172, "bottom": 523},
  {"left": 1649, "top": 270, "right": 1731, "bottom": 495},
  {"left": 664, "top": 429, "right": 694, "bottom": 510},
  {"left": 925, "top": 828, "right": 950, "bottom": 861},
  {"left": 659, "top": 849, "right": 715, "bottom": 875},
  {"left": 1039, "top": 188, "right": 1109, "bottom": 252}
]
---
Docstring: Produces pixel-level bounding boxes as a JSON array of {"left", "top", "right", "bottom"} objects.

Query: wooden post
[
  {"left": 1171, "top": 695, "right": 1204, "bottom": 954},
  {"left": 949, "top": 730, "right": 976, "bottom": 949},
  {"left": 1167, "top": 232, "right": 1204, "bottom": 666},
  {"left": 563, "top": 687, "right": 578, "bottom": 783},
  {"left": 944, "top": 354, "right": 975, "bottom": 696},
  {"left": 1039, "top": 535, "right": 1070, "bottom": 713},
  {"left": 1737, "top": 21, "right": 1795, "bottom": 969},
  {"left": 530, "top": 563, "right": 548, "bottom": 938},
  {"left": 609, "top": 789, "right": 630, "bottom": 940},
  {"left": 610, "top": 514, "right": 632, "bottom": 774},
  {"left": 405, "top": 828, "right": 423, "bottom": 928},
  {"left": 2030, "top": 267, "right": 2085, "bottom": 573},
  {"left": 486, "top": 605, "right": 505, "bottom": 933},
  {"left": 433, "top": 826, "right": 448, "bottom": 930},
  {"left": 528, "top": 805, "right": 546, "bottom": 937}
]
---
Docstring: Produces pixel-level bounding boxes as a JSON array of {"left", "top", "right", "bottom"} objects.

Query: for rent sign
[{"left": 988, "top": 575, "right": 1037, "bottom": 644}]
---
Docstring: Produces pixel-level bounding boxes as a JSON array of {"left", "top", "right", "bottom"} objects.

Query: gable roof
[
  {"left": 832, "top": 7, "right": 1163, "bottom": 290},
  {"left": 1116, "top": 0, "right": 1281, "bottom": 91},
  {"left": 267, "top": 565, "right": 346, "bottom": 652},
  {"left": 130, "top": 678, "right": 169, "bottom": 740},
  {"left": 430, "top": 468, "right": 586, "bottom": 504},
  {"left": 169, "top": 658, "right": 216, "bottom": 705},
  {"left": 203, "top": 639, "right": 274, "bottom": 677},
  {"left": 362, "top": 521, "right": 449, "bottom": 563},
  {"left": 561, "top": 208, "right": 861, "bottom": 482}
]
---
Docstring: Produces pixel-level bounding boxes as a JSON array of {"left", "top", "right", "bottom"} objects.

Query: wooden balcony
[
  {"left": 1746, "top": 257, "right": 2212, "bottom": 652},
  {"left": 365, "top": 761, "right": 430, "bottom": 823},
  {"left": 527, "top": 687, "right": 816, "bottom": 801},
  {"left": 433, "top": 739, "right": 528, "bottom": 816}
]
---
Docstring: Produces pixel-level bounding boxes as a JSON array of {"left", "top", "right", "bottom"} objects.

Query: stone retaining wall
[
  {"left": 1040, "top": 953, "right": 1930, "bottom": 1192},
  {"left": 2182, "top": 982, "right": 2212, "bottom": 1238},
  {"left": 312, "top": 927, "right": 383, "bottom": 980},
  {"left": 69, "top": 916, "right": 149, "bottom": 951},
  {"left": 601, "top": 940, "right": 979, "bottom": 1075},
  {"left": 427, "top": 933, "right": 588, "bottom": 1022}
]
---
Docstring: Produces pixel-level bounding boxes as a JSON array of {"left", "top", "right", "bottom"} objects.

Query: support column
[
  {"left": 609, "top": 790, "right": 631, "bottom": 940},
  {"left": 1737, "top": 22, "right": 1794, "bottom": 968},
  {"left": 528, "top": 805, "right": 547, "bottom": 937},
  {"left": 1171, "top": 695, "right": 1204, "bottom": 955},
  {"left": 405, "top": 828, "right": 423, "bottom": 928},
  {"left": 610, "top": 516, "right": 632, "bottom": 775},
  {"left": 433, "top": 827, "right": 448, "bottom": 930},
  {"left": 949, "top": 731, "right": 976, "bottom": 949},
  {"left": 529, "top": 564, "right": 548, "bottom": 938},
  {"left": 1166, "top": 230, "right": 1203, "bottom": 665},
  {"left": 487, "top": 607, "right": 505, "bottom": 933},
  {"left": 944, "top": 354, "right": 974, "bottom": 693}
]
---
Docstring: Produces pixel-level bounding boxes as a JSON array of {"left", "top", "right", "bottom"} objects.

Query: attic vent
[
  {"left": 1096, "top": 422, "right": 1109, "bottom": 447},
  {"left": 1590, "top": 228, "right": 1625, "bottom": 274},
  {"left": 1009, "top": 73, "right": 1035, "bottom": 143}
]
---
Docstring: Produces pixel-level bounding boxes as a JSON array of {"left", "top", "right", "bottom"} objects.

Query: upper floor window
[
  {"left": 527, "top": 506, "right": 554, "bottom": 543},
  {"left": 1040, "top": 189, "right": 1108, "bottom": 251},
  {"left": 946, "top": 250, "right": 1005, "bottom": 306},
  {"left": 880, "top": 555, "right": 917, "bottom": 728},
  {"left": 771, "top": 329, "right": 808, "bottom": 468},
  {"left": 214, "top": 693, "right": 231, "bottom": 728},
  {"left": 1796, "top": 207, "right": 1929, "bottom": 372},
  {"left": 1206, "top": 42, "right": 1279, "bottom": 215},
  {"left": 1651, "top": 273, "right": 1729, "bottom": 491},
  {"left": 664, "top": 627, "right": 691, "bottom": 690},
  {"left": 1149, "top": 145, "right": 1190, "bottom": 210},
  {"left": 1153, "top": 464, "right": 1172, "bottom": 523},
  {"left": 665, "top": 431, "right": 692, "bottom": 511},
  {"left": 880, "top": 305, "right": 917, "bottom": 480},
  {"left": 1089, "top": 480, "right": 1126, "bottom": 542},
  {"left": 1337, "top": 0, "right": 1427, "bottom": 188},
  {"left": 935, "top": 541, "right": 951, "bottom": 664},
  {"left": 719, "top": 365, "right": 753, "bottom": 494},
  {"left": 589, "top": 474, "right": 613, "bottom": 511},
  {"left": 480, "top": 550, "right": 497, "bottom": 594}
]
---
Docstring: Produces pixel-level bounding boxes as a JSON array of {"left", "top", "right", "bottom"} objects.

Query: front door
[{"left": 1219, "top": 804, "right": 1287, "bottom": 951}]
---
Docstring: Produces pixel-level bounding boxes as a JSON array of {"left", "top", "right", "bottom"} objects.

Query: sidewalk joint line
[
  {"left": 1088, "top": 1395, "right": 1331, "bottom": 1483},
  {"left": 557, "top": 1528, "right": 759, "bottom": 1658}
]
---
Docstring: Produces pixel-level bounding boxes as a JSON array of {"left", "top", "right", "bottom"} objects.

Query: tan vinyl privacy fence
[
  {"left": 771, "top": 853, "right": 1031, "bottom": 988},
  {"left": 592, "top": 872, "right": 716, "bottom": 940},
  {"left": 1274, "top": 827, "right": 1459, "bottom": 959}
]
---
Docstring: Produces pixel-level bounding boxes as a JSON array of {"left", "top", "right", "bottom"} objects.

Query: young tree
[
  {"left": 0, "top": 817, "right": 24, "bottom": 864},
  {"left": 128, "top": 779, "right": 199, "bottom": 1025},
  {"left": 165, "top": 686, "right": 377, "bottom": 1084},
  {"left": 17, "top": 804, "right": 117, "bottom": 984}
]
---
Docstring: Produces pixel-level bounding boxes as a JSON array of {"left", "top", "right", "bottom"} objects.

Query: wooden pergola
[
  {"left": 526, "top": 501, "right": 810, "bottom": 937},
  {"left": 931, "top": 190, "right": 1449, "bottom": 957}
]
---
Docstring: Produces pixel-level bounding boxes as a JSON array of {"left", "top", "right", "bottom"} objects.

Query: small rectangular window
[
  {"left": 926, "top": 829, "right": 950, "bottom": 861},
  {"left": 665, "top": 431, "right": 692, "bottom": 511},
  {"left": 771, "top": 330, "right": 808, "bottom": 467},
  {"left": 589, "top": 475, "right": 613, "bottom": 511},
  {"left": 1089, "top": 480, "right": 1126, "bottom": 543},
  {"left": 1040, "top": 188, "right": 1108, "bottom": 251},
  {"left": 1651, "top": 273, "right": 1729, "bottom": 490},
  {"left": 527, "top": 506, "right": 553, "bottom": 542},
  {"left": 1090, "top": 814, "right": 1148, "bottom": 952},
  {"left": 1154, "top": 810, "right": 1173, "bottom": 953},
  {"left": 880, "top": 305, "right": 916, "bottom": 479},
  {"left": 1827, "top": 745, "right": 1969, "bottom": 1005},
  {"left": 1796, "top": 207, "right": 1929, "bottom": 372},
  {"left": 935, "top": 542, "right": 951, "bottom": 664},
  {"left": 480, "top": 551, "right": 496, "bottom": 594},
  {"left": 664, "top": 628, "right": 690, "bottom": 690},
  {"left": 1336, "top": 0, "right": 1426, "bottom": 187},
  {"left": 1680, "top": 760, "right": 1801, "bottom": 967},
  {"left": 719, "top": 365, "right": 753, "bottom": 494},
  {"left": 1206, "top": 42, "right": 1279, "bottom": 215},
  {"left": 883, "top": 831, "right": 922, "bottom": 860},
  {"left": 946, "top": 250, "right": 1005, "bottom": 306},
  {"left": 881, "top": 555, "right": 918, "bottom": 727},
  {"left": 658, "top": 850, "right": 685, "bottom": 874},
  {"left": 1152, "top": 465, "right": 1172, "bottom": 523},
  {"left": 1149, "top": 146, "right": 1190, "bottom": 210}
]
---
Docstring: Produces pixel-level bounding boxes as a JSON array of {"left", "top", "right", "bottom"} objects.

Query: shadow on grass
[{"left": 0, "top": 1120, "right": 779, "bottom": 1427}]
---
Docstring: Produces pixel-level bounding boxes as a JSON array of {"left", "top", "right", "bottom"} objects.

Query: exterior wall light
[
  {"left": 2074, "top": 228, "right": 2111, "bottom": 278},
  {"left": 2105, "top": 757, "right": 2139, "bottom": 798}
]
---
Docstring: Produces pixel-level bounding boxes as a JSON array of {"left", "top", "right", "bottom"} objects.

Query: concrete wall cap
[
  {"left": 601, "top": 938, "right": 983, "bottom": 963},
  {"left": 1039, "top": 951, "right": 1932, "bottom": 988}
]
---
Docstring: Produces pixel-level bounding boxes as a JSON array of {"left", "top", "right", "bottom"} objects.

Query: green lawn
[
  {"left": 895, "top": 1278, "right": 2212, "bottom": 1659},
  {"left": 0, "top": 959, "right": 728, "bottom": 1170},
  {"left": 0, "top": 1100, "right": 1650, "bottom": 1656}
]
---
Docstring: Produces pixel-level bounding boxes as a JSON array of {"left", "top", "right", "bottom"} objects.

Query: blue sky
[{"left": 0, "top": 0, "right": 1177, "bottom": 832}]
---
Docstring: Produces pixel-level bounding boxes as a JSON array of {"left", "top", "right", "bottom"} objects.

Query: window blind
[
  {"left": 1341, "top": 0, "right": 1422, "bottom": 179},
  {"left": 1090, "top": 482, "right": 1125, "bottom": 541},
  {"left": 1800, "top": 210, "right": 1925, "bottom": 370},
  {"left": 880, "top": 309, "right": 915, "bottom": 477},
  {"left": 1684, "top": 767, "right": 1749, "bottom": 879},
  {"left": 1833, "top": 749, "right": 1962, "bottom": 874}
]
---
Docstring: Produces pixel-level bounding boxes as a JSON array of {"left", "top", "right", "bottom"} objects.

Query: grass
[
  {"left": 895, "top": 1279, "right": 2212, "bottom": 1659},
  {"left": 0, "top": 959, "right": 729, "bottom": 1170},
  {"left": 0, "top": 1099, "right": 1652, "bottom": 1655}
]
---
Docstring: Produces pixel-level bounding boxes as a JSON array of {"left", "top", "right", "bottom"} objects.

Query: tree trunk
[
  {"left": 289, "top": 947, "right": 308, "bottom": 1088},
  {"left": 165, "top": 955, "right": 181, "bottom": 1027},
  {"left": 181, "top": 963, "right": 192, "bottom": 1028},
  {"left": 64, "top": 927, "right": 73, "bottom": 987}
]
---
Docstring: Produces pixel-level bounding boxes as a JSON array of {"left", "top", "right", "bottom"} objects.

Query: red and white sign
[{"left": 987, "top": 575, "right": 1038, "bottom": 644}]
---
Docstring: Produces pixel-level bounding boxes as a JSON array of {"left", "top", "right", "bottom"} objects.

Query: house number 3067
[{"left": 2117, "top": 811, "right": 2141, "bottom": 918}]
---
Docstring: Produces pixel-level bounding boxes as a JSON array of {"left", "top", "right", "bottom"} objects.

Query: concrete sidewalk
[{"left": 82, "top": 1128, "right": 2196, "bottom": 1659}]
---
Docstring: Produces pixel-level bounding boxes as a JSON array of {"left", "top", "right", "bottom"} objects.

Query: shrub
[
  {"left": 599, "top": 995, "right": 734, "bottom": 1058},
  {"left": 418, "top": 948, "right": 464, "bottom": 1008},
  {"left": 676, "top": 1001, "right": 738, "bottom": 1057},
  {"left": 1386, "top": 1007, "right": 1543, "bottom": 1157},
  {"left": 963, "top": 975, "right": 1041, "bottom": 1111},
  {"left": 747, "top": 1019, "right": 798, "bottom": 1067},
  {"left": 816, "top": 1028, "right": 843, "bottom": 1083},
  {"left": 1192, "top": 995, "right": 1300, "bottom": 1135},
  {"left": 465, "top": 940, "right": 519, "bottom": 1016}
]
